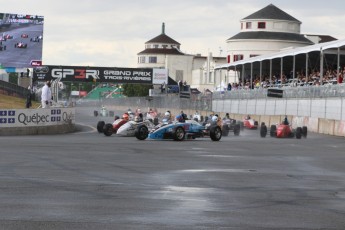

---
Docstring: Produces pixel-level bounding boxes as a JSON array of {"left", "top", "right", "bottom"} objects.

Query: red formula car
[
  {"left": 21, "top": 34, "right": 29, "bottom": 38},
  {"left": 243, "top": 116, "right": 258, "bottom": 129},
  {"left": 260, "top": 122, "right": 307, "bottom": 139}
]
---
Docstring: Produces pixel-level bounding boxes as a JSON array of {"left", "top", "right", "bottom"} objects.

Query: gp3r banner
[{"left": 32, "top": 65, "right": 167, "bottom": 84}]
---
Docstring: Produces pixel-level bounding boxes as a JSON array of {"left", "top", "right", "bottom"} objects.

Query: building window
[
  {"left": 241, "top": 23, "right": 243, "bottom": 30},
  {"left": 233, "top": 54, "right": 243, "bottom": 62},
  {"left": 149, "top": 56, "right": 157, "bottom": 63},
  {"left": 153, "top": 44, "right": 159, "bottom": 48},
  {"left": 138, "top": 56, "right": 145, "bottom": 63},
  {"left": 258, "top": 22, "right": 266, "bottom": 29},
  {"left": 227, "top": 55, "right": 231, "bottom": 63},
  {"left": 145, "top": 44, "right": 151, "bottom": 49},
  {"left": 162, "top": 45, "right": 168, "bottom": 49},
  {"left": 246, "top": 22, "right": 252, "bottom": 29}
]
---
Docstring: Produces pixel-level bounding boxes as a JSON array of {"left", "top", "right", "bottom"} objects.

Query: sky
[{"left": 2, "top": 0, "right": 345, "bottom": 68}]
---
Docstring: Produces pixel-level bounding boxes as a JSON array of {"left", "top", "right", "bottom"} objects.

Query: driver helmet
[
  {"left": 114, "top": 115, "right": 120, "bottom": 121},
  {"left": 122, "top": 113, "right": 129, "bottom": 121},
  {"left": 212, "top": 115, "right": 218, "bottom": 122},
  {"left": 176, "top": 114, "right": 184, "bottom": 122},
  {"left": 164, "top": 111, "right": 171, "bottom": 117}
]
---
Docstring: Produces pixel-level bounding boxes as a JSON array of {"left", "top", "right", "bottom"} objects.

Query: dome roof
[{"left": 242, "top": 4, "right": 301, "bottom": 23}]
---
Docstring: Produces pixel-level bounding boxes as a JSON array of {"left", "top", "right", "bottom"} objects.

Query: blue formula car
[{"left": 135, "top": 120, "right": 222, "bottom": 141}]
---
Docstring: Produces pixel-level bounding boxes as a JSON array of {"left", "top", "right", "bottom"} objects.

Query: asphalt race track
[{"left": 0, "top": 106, "right": 345, "bottom": 229}]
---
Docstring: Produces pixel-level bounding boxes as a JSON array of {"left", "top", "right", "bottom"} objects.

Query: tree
[{"left": 122, "top": 84, "right": 152, "bottom": 97}]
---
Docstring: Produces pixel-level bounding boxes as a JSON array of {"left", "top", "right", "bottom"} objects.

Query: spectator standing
[
  {"left": 41, "top": 81, "right": 52, "bottom": 108},
  {"left": 227, "top": 83, "right": 232, "bottom": 91}
]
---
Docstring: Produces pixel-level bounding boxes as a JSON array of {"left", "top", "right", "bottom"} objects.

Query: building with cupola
[
  {"left": 226, "top": 4, "right": 314, "bottom": 64},
  {"left": 137, "top": 23, "right": 228, "bottom": 92}
]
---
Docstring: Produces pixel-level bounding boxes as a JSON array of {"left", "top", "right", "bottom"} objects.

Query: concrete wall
[{"left": 0, "top": 124, "right": 75, "bottom": 136}]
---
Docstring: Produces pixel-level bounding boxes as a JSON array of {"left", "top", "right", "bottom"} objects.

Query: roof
[
  {"left": 304, "top": 34, "right": 337, "bottom": 43},
  {"left": 146, "top": 33, "right": 181, "bottom": 45},
  {"left": 227, "top": 31, "right": 313, "bottom": 44},
  {"left": 137, "top": 48, "right": 185, "bottom": 55},
  {"left": 243, "top": 4, "right": 301, "bottom": 23},
  {"left": 215, "top": 38, "right": 345, "bottom": 69}
]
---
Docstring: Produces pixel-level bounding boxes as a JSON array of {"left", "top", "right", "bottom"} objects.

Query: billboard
[
  {"left": 33, "top": 65, "right": 168, "bottom": 85},
  {"left": 0, "top": 13, "right": 44, "bottom": 68}
]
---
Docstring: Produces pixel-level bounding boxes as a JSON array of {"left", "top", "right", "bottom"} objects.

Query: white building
[
  {"left": 226, "top": 4, "right": 314, "bottom": 64},
  {"left": 137, "top": 23, "right": 228, "bottom": 92}
]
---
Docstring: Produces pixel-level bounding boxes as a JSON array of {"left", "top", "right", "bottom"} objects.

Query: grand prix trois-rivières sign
[{"left": 33, "top": 65, "right": 168, "bottom": 85}]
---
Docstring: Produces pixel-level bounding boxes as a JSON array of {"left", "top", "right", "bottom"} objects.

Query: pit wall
[{"left": 105, "top": 104, "right": 345, "bottom": 138}]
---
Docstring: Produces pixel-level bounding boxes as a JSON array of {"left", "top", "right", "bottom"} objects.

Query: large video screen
[{"left": 0, "top": 13, "right": 44, "bottom": 68}]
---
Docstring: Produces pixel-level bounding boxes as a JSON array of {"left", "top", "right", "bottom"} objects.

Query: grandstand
[{"left": 84, "top": 84, "right": 124, "bottom": 100}]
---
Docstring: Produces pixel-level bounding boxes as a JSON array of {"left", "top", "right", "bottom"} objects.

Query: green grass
[{"left": 0, "top": 94, "right": 40, "bottom": 109}]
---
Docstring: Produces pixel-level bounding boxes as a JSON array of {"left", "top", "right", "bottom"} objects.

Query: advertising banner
[
  {"left": 33, "top": 65, "right": 162, "bottom": 84},
  {"left": 0, "top": 108, "right": 75, "bottom": 128},
  {"left": 152, "top": 68, "right": 168, "bottom": 85}
]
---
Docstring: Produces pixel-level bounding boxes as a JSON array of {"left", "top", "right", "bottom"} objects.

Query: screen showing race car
[{"left": 0, "top": 12, "right": 44, "bottom": 68}]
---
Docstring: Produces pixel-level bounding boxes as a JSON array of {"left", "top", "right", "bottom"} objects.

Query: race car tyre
[
  {"left": 296, "top": 127, "right": 302, "bottom": 139},
  {"left": 254, "top": 121, "right": 259, "bottom": 129},
  {"left": 103, "top": 123, "right": 113, "bottom": 136},
  {"left": 260, "top": 125, "right": 267, "bottom": 138},
  {"left": 135, "top": 125, "right": 148, "bottom": 140},
  {"left": 270, "top": 125, "right": 277, "bottom": 137},
  {"left": 237, "top": 121, "right": 244, "bottom": 131},
  {"left": 97, "top": 121, "right": 105, "bottom": 133},
  {"left": 302, "top": 126, "right": 308, "bottom": 138},
  {"left": 222, "top": 124, "right": 229, "bottom": 136},
  {"left": 233, "top": 124, "right": 240, "bottom": 136},
  {"left": 210, "top": 126, "right": 222, "bottom": 141},
  {"left": 173, "top": 126, "right": 185, "bottom": 141}
]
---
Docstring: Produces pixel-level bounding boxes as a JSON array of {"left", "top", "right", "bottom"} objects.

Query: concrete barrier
[
  {"left": 334, "top": 120, "right": 345, "bottom": 137},
  {"left": 318, "top": 118, "right": 335, "bottom": 135},
  {"left": 0, "top": 124, "right": 76, "bottom": 136}
]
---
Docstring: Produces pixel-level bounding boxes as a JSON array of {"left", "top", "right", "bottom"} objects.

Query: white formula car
[{"left": 116, "top": 120, "right": 155, "bottom": 137}]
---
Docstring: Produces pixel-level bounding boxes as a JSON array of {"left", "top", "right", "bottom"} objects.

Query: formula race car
[
  {"left": 30, "top": 37, "right": 40, "bottom": 42},
  {"left": 243, "top": 117, "right": 259, "bottom": 129},
  {"left": 135, "top": 120, "right": 222, "bottom": 141},
  {"left": 4, "top": 34, "right": 13, "bottom": 39},
  {"left": 14, "top": 42, "right": 27, "bottom": 48},
  {"left": 219, "top": 118, "right": 241, "bottom": 136},
  {"left": 21, "top": 34, "right": 29, "bottom": 38},
  {"left": 97, "top": 118, "right": 128, "bottom": 136},
  {"left": 260, "top": 122, "right": 307, "bottom": 139},
  {"left": 115, "top": 120, "right": 155, "bottom": 136}
]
